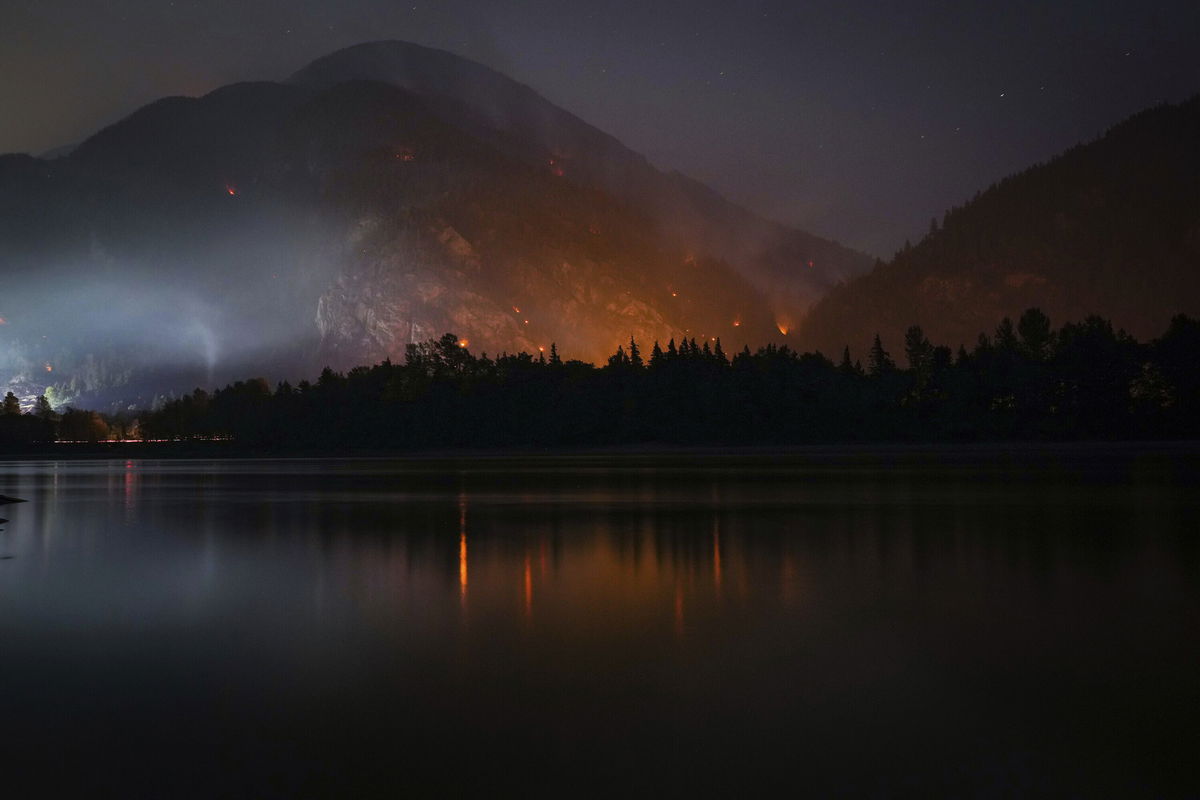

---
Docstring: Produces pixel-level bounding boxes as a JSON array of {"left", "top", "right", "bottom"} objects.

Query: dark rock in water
[{"left": 0, "top": 496, "right": 25, "bottom": 505}]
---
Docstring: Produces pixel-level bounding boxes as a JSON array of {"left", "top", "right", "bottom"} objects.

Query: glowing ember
[
  {"left": 458, "top": 339, "right": 469, "bottom": 348},
  {"left": 671, "top": 291, "right": 678, "bottom": 297},
  {"left": 524, "top": 319, "right": 529, "bottom": 325},
  {"left": 512, "top": 306, "right": 521, "bottom": 313},
  {"left": 44, "top": 363, "right": 53, "bottom": 372},
  {"left": 225, "top": 184, "right": 237, "bottom": 196},
  {"left": 777, "top": 324, "right": 789, "bottom": 335},
  {"left": 733, "top": 319, "right": 741, "bottom": 327},
  {"left": 538, "top": 346, "right": 545, "bottom": 352}
]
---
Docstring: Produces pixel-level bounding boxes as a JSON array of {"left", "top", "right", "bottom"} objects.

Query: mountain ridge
[{"left": 798, "top": 95, "right": 1200, "bottom": 358}]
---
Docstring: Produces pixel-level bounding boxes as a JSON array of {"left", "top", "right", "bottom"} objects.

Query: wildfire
[
  {"left": 44, "top": 363, "right": 53, "bottom": 372},
  {"left": 524, "top": 319, "right": 529, "bottom": 325},
  {"left": 671, "top": 291, "right": 678, "bottom": 297},
  {"left": 777, "top": 324, "right": 789, "bottom": 335},
  {"left": 733, "top": 319, "right": 741, "bottom": 327},
  {"left": 458, "top": 339, "right": 469, "bottom": 348},
  {"left": 512, "top": 306, "right": 521, "bottom": 314},
  {"left": 225, "top": 184, "right": 237, "bottom": 196},
  {"left": 538, "top": 346, "right": 545, "bottom": 353}
]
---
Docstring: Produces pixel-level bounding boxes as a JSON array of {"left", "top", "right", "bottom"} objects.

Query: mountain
[
  {"left": 1, "top": 41, "right": 872, "bottom": 409},
  {"left": 288, "top": 41, "right": 873, "bottom": 317},
  {"left": 798, "top": 97, "right": 1200, "bottom": 359}
]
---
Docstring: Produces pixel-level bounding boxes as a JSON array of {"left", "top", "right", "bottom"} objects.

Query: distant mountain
[
  {"left": 799, "top": 97, "right": 1200, "bottom": 358},
  {"left": 1, "top": 42, "right": 871, "bottom": 408}
]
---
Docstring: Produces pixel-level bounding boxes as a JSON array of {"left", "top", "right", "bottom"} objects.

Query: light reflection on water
[{"left": 0, "top": 447, "right": 1197, "bottom": 797}]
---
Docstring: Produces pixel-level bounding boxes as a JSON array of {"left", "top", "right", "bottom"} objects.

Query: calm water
[{"left": 0, "top": 446, "right": 1197, "bottom": 797}]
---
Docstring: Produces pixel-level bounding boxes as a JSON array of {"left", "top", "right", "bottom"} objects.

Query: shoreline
[{"left": 1, "top": 438, "right": 1199, "bottom": 462}]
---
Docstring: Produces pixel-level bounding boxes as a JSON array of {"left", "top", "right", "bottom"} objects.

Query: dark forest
[{"left": 6, "top": 308, "right": 1197, "bottom": 450}]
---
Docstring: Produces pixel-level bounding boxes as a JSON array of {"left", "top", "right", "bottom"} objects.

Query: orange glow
[
  {"left": 512, "top": 306, "right": 521, "bottom": 314},
  {"left": 523, "top": 555, "right": 533, "bottom": 618},
  {"left": 670, "top": 291, "right": 678, "bottom": 297},
  {"left": 459, "top": 533, "right": 468, "bottom": 597},
  {"left": 523, "top": 319, "right": 529, "bottom": 325},
  {"left": 674, "top": 586, "right": 684, "bottom": 638},
  {"left": 225, "top": 184, "right": 237, "bottom": 196},
  {"left": 777, "top": 324, "right": 789, "bottom": 335},
  {"left": 733, "top": 319, "right": 741, "bottom": 327},
  {"left": 538, "top": 346, "right": 545, "bottom": 352},
  {"left": 459, "top": 495, "right": 468, "bottom": 603},
  {"left": 458, "top": 338, "right": 469, "bottom": 348},
  {"left": 44, "top": 363, "right": 52, "bottom": 372}
]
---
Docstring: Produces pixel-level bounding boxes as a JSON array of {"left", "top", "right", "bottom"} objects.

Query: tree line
[{"left": 4, "top": 308, "right": 1198, "bottom": 450}]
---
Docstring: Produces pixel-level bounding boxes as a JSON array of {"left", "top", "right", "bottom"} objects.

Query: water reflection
[{"left": 0, "top": 448, "right": 1196, "bottom": 796}]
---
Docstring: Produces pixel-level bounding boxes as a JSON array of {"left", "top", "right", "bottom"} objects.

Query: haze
[{"left": 4, "top": 0, "right": 1197, "bottom": 256}]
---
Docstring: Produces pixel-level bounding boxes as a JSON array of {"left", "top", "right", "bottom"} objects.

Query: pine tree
[
  {"left": 839, "top": 346, "right": 855, "bottom": 374},
  {"left": 33, "top": 394, "right": 55, "bottom": 420},
  {"left": 629, "top": 337, "right": 643, "bottom": 368},
  {"left": 549, "top": 342, "right": 562, "bottom": 366},
  {"left": 649, "top": 341, "right": 664, "bottom": 368},
  {"left": 2, "top": 391, "right": 20, "bottom": 416},
  {"left": 904, "top": 325, "right": 933, "bottom": 374},
  {"left": 868, "top": 333, "right": 894, "bottom": 377},
  {"left": 713, "top": 338, "right": 726, "bottom": 363}
]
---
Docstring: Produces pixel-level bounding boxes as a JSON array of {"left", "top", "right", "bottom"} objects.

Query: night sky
[{"left": 3, "top": 0, "right": 1197, "bottom": 255}]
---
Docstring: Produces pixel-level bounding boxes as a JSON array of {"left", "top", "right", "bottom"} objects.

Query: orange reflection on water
[
  {"left": 459, "top": 533, "right": 468, "bottom": 600},
  {"left": 712, "top": 520, "right": 722, "bottom": 593},
  {"left": 674, "top": 585, "right": 684, "bottom": 638},
  {"left": 523, "top": 555, "right": 533, "bottom": 619},
  {"left": 458, "top": 494, "right": 468, "bottom": 605}
]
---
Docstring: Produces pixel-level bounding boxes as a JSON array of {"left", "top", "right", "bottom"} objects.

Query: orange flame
[{"left": 225, "top": 184, "right": 237, "bottom": 196}]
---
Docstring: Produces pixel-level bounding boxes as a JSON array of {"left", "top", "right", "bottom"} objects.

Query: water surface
[{"left": 0, "top": 446, "right": 1197, "bottom": 796}]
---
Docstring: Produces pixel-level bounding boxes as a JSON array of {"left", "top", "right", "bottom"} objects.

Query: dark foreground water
[{"left": 0, "top": 446, "right": 1198, "bottom": 797}]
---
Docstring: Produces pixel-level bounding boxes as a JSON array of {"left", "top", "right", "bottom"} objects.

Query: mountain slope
[
  {"left": 288, "top": 40, "right": 873, "bottom": 312},
  {"left": 0, "top": 74, "right": 782, "bottom": 407},
  {"left": 799, "top": 96, "right": 1200, "bottom": 358}
]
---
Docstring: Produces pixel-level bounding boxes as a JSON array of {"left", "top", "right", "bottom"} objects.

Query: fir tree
[{"left": 868, "top": 333, "right": 894, "bottom": 377}]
